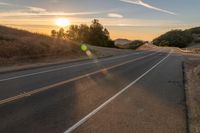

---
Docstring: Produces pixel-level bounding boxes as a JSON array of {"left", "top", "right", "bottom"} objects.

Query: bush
[
  {"left": 187, "top": 27, "right": 200, "bottom": 34},
  {"left": 152, "top": 30, "right": 193, "bottom": 48}
]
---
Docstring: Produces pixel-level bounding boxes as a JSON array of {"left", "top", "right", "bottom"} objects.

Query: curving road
[{"left": 0, "top": 49, "right": 187, "bottom": 133}]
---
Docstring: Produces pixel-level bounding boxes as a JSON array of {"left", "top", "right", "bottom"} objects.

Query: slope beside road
[{"left": 0, "top": 45, "right": 132, "bottom": 73}]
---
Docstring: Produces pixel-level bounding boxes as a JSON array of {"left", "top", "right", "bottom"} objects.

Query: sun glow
[{"left": 55, "top": 18, "right": 70, "bottom": 27}]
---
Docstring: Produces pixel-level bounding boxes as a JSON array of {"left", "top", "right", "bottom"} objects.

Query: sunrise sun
[{"left": 55, "top": 18, "right": 70, "bottom": 27}]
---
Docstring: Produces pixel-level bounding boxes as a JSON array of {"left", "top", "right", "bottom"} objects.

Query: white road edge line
[
  {"left": 0, "top": 51, "right": 159, "bottom": 105},
  {"left": 64, "top": 50, "right": 172, "bottom": 133},
  {"left": 0, "top": 52, "right": 142, "bottom": 82}
]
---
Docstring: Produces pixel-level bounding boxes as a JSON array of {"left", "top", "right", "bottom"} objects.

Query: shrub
[{"left": 153, "top": 30, "right": 193, "bottom": 48}]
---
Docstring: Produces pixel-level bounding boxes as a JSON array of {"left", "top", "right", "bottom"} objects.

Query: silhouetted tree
[
  {"left": 66, "top": 25, "right": 79, "bottom": 40},
  {"left": 78, "top": 24, "right": 90, "bottom": 43},
  {"left": 57, "top": 28, "right": 65, "bottom": 39},
  {"left": 88, "top": 19, "right": 114, "bottom": 47},
  {"left": 51, "top": 19, "right": 115, "bottom": 47},
  {"left": 51, "top": 30, "right": 57, "bottom": 38}
]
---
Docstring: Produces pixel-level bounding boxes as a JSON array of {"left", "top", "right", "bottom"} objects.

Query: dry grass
[
  {"left": 0, "top": 25, "right": 133, "bottom": 69},
  {"left": 0, "top": 25, "right": 84, "bottom": 66}
]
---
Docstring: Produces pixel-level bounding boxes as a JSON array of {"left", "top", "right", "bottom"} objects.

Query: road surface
[{"left": 0, "top": 49, "right": 187, "bottom": 133}]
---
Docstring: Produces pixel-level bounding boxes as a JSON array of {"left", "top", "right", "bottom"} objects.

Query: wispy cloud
[
  {"left": 108, "top": 13, "right": 123, "bottom": 18},
  {"left": 27, "top": 7, "right": 47, "bottom": 12},
  {"left": 0, "top": 2, "right": 102, "bottom": 17},
  {"left": 0, "top": 2, "right": 47, "bottom": 13},
  {"left": 119, "top": 0, "right": 176, "bottom": 15},
  {"left": 0, "top": 11, "right": 101, "bottom": 17},
  {"left": 0, "top": 2, "right": 12, "bottom": 6}
]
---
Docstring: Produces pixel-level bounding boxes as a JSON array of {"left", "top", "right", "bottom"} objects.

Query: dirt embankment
[
  {"left": 137, "top": 43, "right": 158, "bottom": 50},
  {"left": 184, "top": 60, "right": 200, "bottom": 133}
]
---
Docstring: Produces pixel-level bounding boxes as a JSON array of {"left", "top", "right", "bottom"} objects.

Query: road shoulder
[{"left": 184, "top": 60, "right": 200, "bottom": 133}]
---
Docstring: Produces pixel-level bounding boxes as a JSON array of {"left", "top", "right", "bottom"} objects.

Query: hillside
[
  {"left": 188, "top": 34, "right": 200, "bottom": 48},
  {"left": 152, "top": 27, "right": 200, "bottom": 48},
  {"left": 187, "top": 27, "right": 200, "bottom": 35},
  {"left": 187, "top": 27, "right": 200, "bottom": 48},
  {"left": 0, "top": 25, "right": 84, "bottom": 59},
  {"left": 0, "top": 25, "right": 131, "bottom": 67}
]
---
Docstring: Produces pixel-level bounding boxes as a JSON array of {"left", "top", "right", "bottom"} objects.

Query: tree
[
  {"left": 104, "top": 28, "right": 110, "bottom": 39},
  {"left": 78, "top": 24, "right": 90, "bottom": 43},
  {"left": 66, "top": 25, "right": 79, "bottom": 41},
  {"left": 51, "top": 30, "right": 57, "bottom": 38},
  {"left": 50, "top": 19, "right": 115, "bottom": 48},
  {"left": 57, "top": 28, "right": 65, "bottom": 39},
  {"left": 89, "top": 19, "right": 111, "bottom": 47}
]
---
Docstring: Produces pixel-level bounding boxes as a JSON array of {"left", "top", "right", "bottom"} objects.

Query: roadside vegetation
[
  {"left": 153, "top": 27, "right": 200, "bottom": 48},
  {"left": 152, "top": 30, "right": 193, "bottom": 48},
  {"left": 0, "top": 18, "right": 147, "bottom": 67},
  {"left": 0, "top": 20, "right": 132, "bottom": 67},
  {"left": 0, "top": 25, "right": 84, "bottom": 66},
  {"left": 51, "top": 19, "right": 115, "bottom": 48}
]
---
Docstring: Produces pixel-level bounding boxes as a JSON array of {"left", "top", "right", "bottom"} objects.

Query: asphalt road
[{"left": 0, "top": 49, "right": 187, "bottom": 133}]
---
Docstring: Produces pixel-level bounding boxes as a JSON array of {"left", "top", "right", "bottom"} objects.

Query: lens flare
[{"left": 81, "top": 44, "right": 88, "bottom": 52}]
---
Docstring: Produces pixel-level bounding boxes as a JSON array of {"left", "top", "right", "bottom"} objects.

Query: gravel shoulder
[{"left": 184, "top": 60, "right": 200, "bottom": 133}]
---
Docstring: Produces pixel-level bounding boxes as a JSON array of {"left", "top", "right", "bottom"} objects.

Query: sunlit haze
[
  {"left": 0, "top": 0, "right": 200, "bottom": 40},
  {"left": 55, "top": 18, "right": 70, "bottom": 27}
]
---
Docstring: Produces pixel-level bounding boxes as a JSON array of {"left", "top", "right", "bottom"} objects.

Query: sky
[{"left": 0, "top": 0, "right": 200, "bottom": 40}]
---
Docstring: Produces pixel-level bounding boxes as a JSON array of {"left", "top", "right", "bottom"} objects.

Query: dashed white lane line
[
  {"left": 0, "top": 52, "right": 157, "bottom": 105},
  {"left": 0, "top": 52, "right": 142, "bottom": 82},
  {"left": 64, "top": 50, "right": 172, "bottom": 133}
]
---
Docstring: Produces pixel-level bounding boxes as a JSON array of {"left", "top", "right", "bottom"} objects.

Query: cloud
[
  {"left": 0, "top": 2, "right": 47, "bottom": 13},
  {"left": 108, "top": 13, "right": 123, "bottom": 18},
  {"left": 0, "top": 2, "right": 105, "bottom": 17},
  {"left": 119, "top": 0, "right": 176, "bottom": 15},
  {"left": 27, "top": 7, "right": 47, "bottom": 12},
  {"left": 0, "top": 11, "right": 102, "bottom": 17},
  {"left": 0, "top": 2, "right": 11, "bottom": 6}
]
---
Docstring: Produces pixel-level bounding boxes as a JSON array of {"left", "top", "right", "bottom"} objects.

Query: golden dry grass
[{"left": 0, "top": 25, "right": 84, "bottom": 66}]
